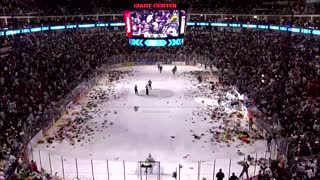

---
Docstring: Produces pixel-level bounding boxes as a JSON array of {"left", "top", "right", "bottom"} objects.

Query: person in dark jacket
[
  {"left": 172, "top": 66, "right": 177, "bottom": 75},
  {"left": 257, "top": 170, "right": 264, "bottom": 180},
  {"left": 267, "top": 134, "right": 272, "bottom": 152},
  {"left": 6, "top": 159, "right": 19, "bottom": 176},
  {"left": 148, "top": 80, "right": 152, "bottom": 89},
  {"left": 248, "top": 118, "right": 253, "bottom": 131},
  {"left": 239, "top": 161, "right": 249, "bottom": 179},
  {"left": 134, "top": 85, "right": 138, "bottom": 95},
  {"left": 229, "top": 173, "right": 239, "bottom": 180},
  {"left": 216, "top": 169, "right": 225, "bottom": 180},
  {"left": 145, "top": 84, "right": 149, "bottom": 96},
  {"left": 198, "top": 75, "right": 202, "bottom": 83}
]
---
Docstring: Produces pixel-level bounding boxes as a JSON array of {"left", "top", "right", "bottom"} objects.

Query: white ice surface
[{"left": 32, "top": 65, "right": 271, "bottom": 180}]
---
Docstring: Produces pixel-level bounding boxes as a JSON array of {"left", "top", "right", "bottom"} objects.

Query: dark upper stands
[
  {"left": 0, "top": 0, "right": 318, "bottom": 30},
  {"left": 0, "top": 0, "right": 318, "bottom": 16}
]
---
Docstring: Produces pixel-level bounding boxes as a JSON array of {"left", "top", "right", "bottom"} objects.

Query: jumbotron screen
[
  {"left": 131, "top": 10, "right": 180, "bottom": 37},
  {"left": 124, "top": 3, "right": 187, "bottom": 39}
]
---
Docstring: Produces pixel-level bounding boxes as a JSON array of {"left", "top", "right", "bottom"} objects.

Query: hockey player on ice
[
  {"left": 148, "top": 80, "right": 152, "bottom": 89},
  {"left": 134, "top": 85, "right": 138, "bottom": 95},
  {"left": 198, "top": 75, "right": 202, "bottom": 83},
  {"left": 145, "top": 84, "right": 149, "bottom": 96},
  {"left": 157, "top": 63, "right": 163, "bottom": 73},
  {"left": 172, "top": 65, "right": 177, "bottom": 75}
]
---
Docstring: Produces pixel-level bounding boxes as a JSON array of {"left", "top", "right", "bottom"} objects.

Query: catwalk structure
[{"left": 32, "top": 65, "right": 269, "bottom": 180}]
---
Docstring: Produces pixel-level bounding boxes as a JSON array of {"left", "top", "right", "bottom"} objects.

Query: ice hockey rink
[{"left": 32, "top": 65, "right": 270, "bottom": 180}]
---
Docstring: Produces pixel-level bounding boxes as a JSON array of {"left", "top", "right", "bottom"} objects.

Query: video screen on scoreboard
[{"left": 131, "top": 10, "right": 180, "bottom": 38}]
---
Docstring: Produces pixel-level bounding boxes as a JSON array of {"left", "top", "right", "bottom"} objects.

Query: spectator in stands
[
  {"left": 30, "top": 161, "right": 39, "bottom": 173},
  {"left": 248, "top": 118, "right": 253, "bottom": 131}
]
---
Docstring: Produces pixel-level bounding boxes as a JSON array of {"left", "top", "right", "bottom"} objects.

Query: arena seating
[
  {"left": 0, "top": 0, "right": 319, "bottom": 30},
  {"left": 1, "top": 25, "right": 320, "bottom": 179},
  {"left": 0, "top": 1, "right": 319, "bottom": 179},
  {"left": 0, "top": 14, "right": 319, "bottom": 32},
  {"left": 0, "top": 0, "right": 318, "bottom": 16},
  {"left": 0, "top": 29, "right": 126, "bottom": 179}
]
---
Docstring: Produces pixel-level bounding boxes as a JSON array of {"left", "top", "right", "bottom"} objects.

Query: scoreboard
[{"left": 124, "top": 2, "right": 187, "bottom": 47}]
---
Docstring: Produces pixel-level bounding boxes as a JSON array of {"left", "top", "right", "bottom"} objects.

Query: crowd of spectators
[
  {"left": 189, "top": 15, "right": 320, "bottom": 29},
  {"left": 0, "top": 28, "right": 128, "bottom": 179},
  {"left": 0, "top": 0, "right": 318, "bottom": 16},
  {"left": 1, "top": 24, "right": 320, "bottom": 179},
  {"left": 188, "top": 0, "right": 310, "bottom": 15},
  {"left": 0, "top": 0, "right": 40, "bottom": 16},
  {"left": 0, "top": 14, "right": 319, "bottom": 34},
  {"left": 0, "top": 0, "right": 319, "bottom": 31},
  {"left": 181, "top": 27, "right": 320, "bottom": 179},
  {"left": 0, "top": 11, "right": 319, "bottom": 32}
]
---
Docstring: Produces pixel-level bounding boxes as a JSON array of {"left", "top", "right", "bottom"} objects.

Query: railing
[
  {"left": 0, "top": 13, "right": 319, "bottom": 29},
  {"left": 1, "top": 13, "right": 320, "bottom": 22},
  {"left": 0, "top": 22, "right": 319, "bottom": 38},
  {"left": 29, "top": 148, "right": 276, "bottom": 180}
]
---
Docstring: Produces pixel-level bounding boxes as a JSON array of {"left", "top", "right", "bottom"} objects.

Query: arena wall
[{"left": 172, "top": 61, "right": 186, "bottom": 65}]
